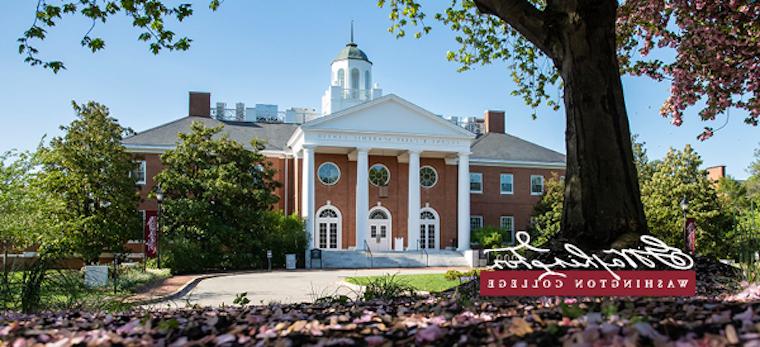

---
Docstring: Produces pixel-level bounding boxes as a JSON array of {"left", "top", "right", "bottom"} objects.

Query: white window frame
[
  {"left": 530, "top": 175, "right": 544, "bottom": 196},
  {"left": 470, "top": 215, "right": 484, "bottom": 230},
  {"left": 470, "top": 173, "right": 483, "bottom": 194},
  {"left": 500, "top": 173, "right": 514, "bottom": 195},
  {"left": 368, "top": 163, "right": 391, "bottom": 187},
  {"left": 317, "top": 162, "right": 341, "bottom": 186},
  {"left": 419, "top": 165, "right": 438, "bottom": 189},
  {"left": 132, "top": 160, "right": 147, "bottom": 185},
  {"left": 500, "top": 216, "right": 515, "bottom": 244}
]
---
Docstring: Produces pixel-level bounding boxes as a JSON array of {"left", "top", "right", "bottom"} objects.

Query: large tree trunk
[
  {"left": 476, "top": 0, "right": 648, "bottom": 249},
  {"left": 553, "top": 1, "right": 648, "bottom": 249}
]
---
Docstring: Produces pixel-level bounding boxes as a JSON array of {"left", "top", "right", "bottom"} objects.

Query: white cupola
[{"left": 321, "top": 22, "right": 383, "bottom": 116}]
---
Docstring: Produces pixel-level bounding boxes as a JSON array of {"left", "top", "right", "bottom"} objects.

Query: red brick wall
[
  {"left": 469, "top": 165, "right": 564, "bottom": 232},
  {"left": 311, "top": 154, "right": 460, "bottom": 250}
]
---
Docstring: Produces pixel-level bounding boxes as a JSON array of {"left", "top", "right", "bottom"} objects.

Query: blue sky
[{"left": 0, "top": 1, "right": 757, "bottom": 178}]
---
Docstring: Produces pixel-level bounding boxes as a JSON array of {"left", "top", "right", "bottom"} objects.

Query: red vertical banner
[
  {"left": 686, "top": 217, "right": 697, "bottom": 255},
  {"left": 144, "top": 210, "right": 158, "bottom": 258}
]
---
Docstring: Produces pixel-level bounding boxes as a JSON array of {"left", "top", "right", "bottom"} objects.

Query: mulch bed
[{"left": 2, "top": 258, "right": 758, "bottom": 346}]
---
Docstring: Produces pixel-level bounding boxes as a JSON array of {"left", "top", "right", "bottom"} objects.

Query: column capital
[
  {"left": 458, "top": 151, "right": 471, "bottom": 157},
  {"left": 356, "top": 146, "right": 370, "bottom": 153},
  {"left": 302, "top": 144, "right": 316, "bottom": 151},
  {"left": 408, "top": 149, "right": 421, "bottom": 155}
]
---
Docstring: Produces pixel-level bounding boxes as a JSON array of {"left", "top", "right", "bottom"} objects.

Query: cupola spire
[{"left": 350, "top": 20, "right": 354, "bottom": 43}]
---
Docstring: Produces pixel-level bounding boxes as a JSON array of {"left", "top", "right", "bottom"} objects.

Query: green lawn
[{"left": 346, "top": 273, "right": 461, "bottom": 293}]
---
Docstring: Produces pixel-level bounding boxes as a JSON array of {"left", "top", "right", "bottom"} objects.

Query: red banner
[
  {"left": 686, "top": 217, "right": 697, "bottom": 255},
  {"left": 144, "top": 210, "right": 158, "bottom": 258},
  {"left": 480, "top": 270, "right": 696, "bottom": 297}
]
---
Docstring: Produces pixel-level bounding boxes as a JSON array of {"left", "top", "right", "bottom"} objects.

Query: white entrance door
[
  {"left": 368, "top": 208, "right": 391, "bottom": 251},
  {"left": 420, "top": 209, "right": 439, "bottom": 250}
]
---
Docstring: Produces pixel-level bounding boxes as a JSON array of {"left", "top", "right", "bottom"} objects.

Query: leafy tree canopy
[
  {"left": 154, "top": 122, "right": 282, "bottom": 272},
  {"left": 379, "top": 0, "right": 759, "bottom": 138},
  {"left": 36, "top": 102, "right": 141, "bottom": 264}
]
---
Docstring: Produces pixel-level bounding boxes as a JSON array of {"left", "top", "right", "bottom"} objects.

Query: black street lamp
[
  {"left": 155, "top": 187, "right": 164, "bottom": 269},
  {"left": 680, "top": 195, "right": 689, "bottom": 250}
]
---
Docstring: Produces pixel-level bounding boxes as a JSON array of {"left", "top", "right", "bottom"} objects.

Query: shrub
[
  {"left": 362, "top": 274, "right": 416, "bottom": 300},
  {"left": 471, "top": 226, "right": 511, "bottom": 249},
  {"left": 162, "top": 212, "right": 305, "bottom": 274}
]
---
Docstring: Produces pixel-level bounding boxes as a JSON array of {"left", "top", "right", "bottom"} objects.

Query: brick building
[{"left": 122, "top": 39, "right": 565, "bottom": 267}]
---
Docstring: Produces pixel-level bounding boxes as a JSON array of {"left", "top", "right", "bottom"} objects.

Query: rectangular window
[
  {"left": 129, "top": 210, "right": 146, "bottom": 244},
  {"left": 470, "top": 216, "right": 483, "bottom": 230},
  {"left": 131, "top": 160, "right": 147, "bottom": 185},
  {"left": 530, "top": 175, "right": 544, "bottom": 195},
  {"left": 500, "top": 174, "right": 514, "bottom": 195},
  {"left": 470, "top": 173, "right": 483, "bottom": 193},
  {"left": 329, "top": 223, "right": 337, "bottom": 249},
  {"left": 500, "top": 216, "right": 515, "bottom": 244},
  {"left": 319, "top": 223, "right": 328, "bottom": 248}
]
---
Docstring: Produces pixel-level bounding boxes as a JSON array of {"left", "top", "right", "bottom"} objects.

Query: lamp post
[
  {"left": 155, "top": 187, "right": 164, "bottom": 269},
  {"left": 680, "top": 196, "right": 689, "bottom": 251}
]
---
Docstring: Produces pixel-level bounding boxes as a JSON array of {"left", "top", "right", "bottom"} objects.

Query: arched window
[
  {"left": 369, "top": 209, "right": 388, "bottom": 219},
  {"left": 319, "top": 209, "right": 338, "bottom": 218},
  {"left": 421, "top": 211, "right": 435, "bottom": 220},
  {"left": 364, "top": 70, "right": 371, "bottom": 90},
  {"left": 351, "top": 68, "right": 360, "bottom": 90},
  {"left": 337, "top": 69, "right": 345, "bottom": 87}
]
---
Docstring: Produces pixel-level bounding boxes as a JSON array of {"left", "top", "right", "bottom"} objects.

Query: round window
[
  {"left": 420, "top": 166, "right": 438, "bottom": 188},
  {"left": 317, "top": 162, "right": 341, "bottom": 185},
  {"left": 368, "top": 164, "right": 390, "bottom": 187}
]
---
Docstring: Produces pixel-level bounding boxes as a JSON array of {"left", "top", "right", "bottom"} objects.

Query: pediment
[{"left": 302, "top": 94, "right": 475, "bottom": 139}]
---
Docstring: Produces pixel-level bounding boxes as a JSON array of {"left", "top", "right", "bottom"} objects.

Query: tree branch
[{"left": 474, "top": 0, "right": 555, "bottom": 59}]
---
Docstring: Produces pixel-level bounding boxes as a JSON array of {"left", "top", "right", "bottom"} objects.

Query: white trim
[
  {"left": 124, "top": 144, "right": 291, "bottom": 158},
  {"left": 470, "top": 215, "right": 484, "bottom": 230},
  {"left": 368, "top": 163, "right": 390, "bottom": 187},
  {"left": 367, "top": 205, "right": 393, "bottom": 251},
  {"left": 500, "top": 215, "right": 515, "bottom": 244},
  {"left": 419, "top": 165, "right": 438, "bottom": 189},
  {"left": 132, "top": 160, "right": 147, "bottom": 185},
  {"left": 470, "top": 158, "right": 566, "bottom": 169},
  {"left": 419, "top": 207, "right": 440, "bottom": 250},
  {"left": 315, "top": 204, "right": 342, "bottom": 249},
  {"left": 301, "top": 94, "right": 476, "bottom": 138},
  {"left": 499, "top": 173, "right": 514, "bottom": 195},
  {"left": 317, "top": 161, "right": 341, "bottom": 186},
  {"left": 530, "top": 175, "right": 545, "bottom": 196},
  {"left": 469, "top": 172, "right": 483, "bottom": 194}
]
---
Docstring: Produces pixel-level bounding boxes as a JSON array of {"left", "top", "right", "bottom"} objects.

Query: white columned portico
[
  {"left": 407, "top": 150, "right": 421, "bottom": 250},
  {"left": 355, "top": 147, "right": 370, "bottom": 250},
  {"left": 301, "top": 146, "right": 315, "bottom": 252},
  {"left": 457, "top": 152, "right": 471, "bottom": 251}
]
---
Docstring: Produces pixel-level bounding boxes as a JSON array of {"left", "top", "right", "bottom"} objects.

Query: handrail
[
  {"left": 363, "top": 240, "right": 373, "bottom": 268},
  {"left": 418, "top": 240, "right": 429, "bottom": 267}
]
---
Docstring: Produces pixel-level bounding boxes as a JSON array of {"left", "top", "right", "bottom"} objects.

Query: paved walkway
[{"left": 154, "top": 267, "right": 462, "bottom": 308}]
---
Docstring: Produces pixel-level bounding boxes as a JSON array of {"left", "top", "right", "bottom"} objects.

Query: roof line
[{"left": 124, "top": 116, "right": 218, "bottom": 140}]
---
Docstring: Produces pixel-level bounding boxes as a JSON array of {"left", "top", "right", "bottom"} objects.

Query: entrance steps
[{"left": 314, "top": 249, "right": 468, "bottom": 269}]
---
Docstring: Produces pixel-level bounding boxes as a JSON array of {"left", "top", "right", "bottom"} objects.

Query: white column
[
  {"left": 457, "top": 152, "right": 471, "bottom": 251},
  {"left": 355, "top": 147, "right": 369, "bottom": 250},
  {"left": 407, "top": 150, "right": 421, "bottom": 250},
  {"left": 301, "top": 146, "right": 315, "bottom": 252}
]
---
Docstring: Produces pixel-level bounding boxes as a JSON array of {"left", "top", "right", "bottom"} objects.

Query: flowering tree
[
  {"left": 16, "top": 0, "right": 759, "bottom": 249},
  {"left": 379, "top": 0, "right": 758, "bottom": 249}
]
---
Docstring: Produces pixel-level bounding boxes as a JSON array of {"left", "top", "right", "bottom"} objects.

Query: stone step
[{"left": 312, "top": 250, "right": 468, "bottom": 269}]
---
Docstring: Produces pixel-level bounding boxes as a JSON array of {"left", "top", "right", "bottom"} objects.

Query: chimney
[
  {"left": 189, "top": 92, "right": 211, "bottom": 117},
  {"left": 484, "top": 110, "right": 505, "bottom": 134},
  {"left": 706, "top": 165, "right": 726, "bottom": 182}
]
